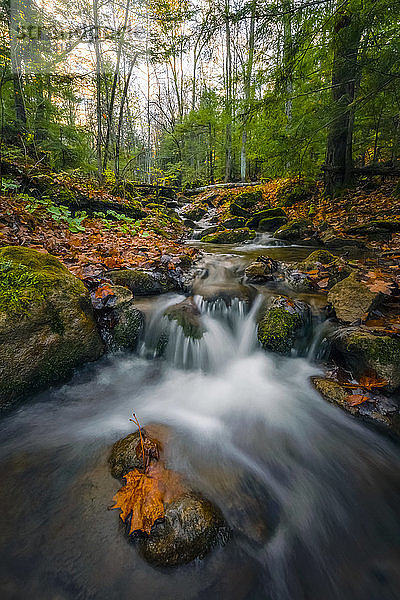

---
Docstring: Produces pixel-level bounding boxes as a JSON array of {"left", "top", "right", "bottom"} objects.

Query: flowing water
[{"left": 0, "top": 240, "right": 399, "bottom": 600}]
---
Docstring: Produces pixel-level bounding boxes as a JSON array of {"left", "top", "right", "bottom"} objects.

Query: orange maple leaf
[
  {"left": 345, "top": 394, "right": 369, "bottom": 406},
  {"left": 112, "top": 469, "right": 164, "bottom": 535}
]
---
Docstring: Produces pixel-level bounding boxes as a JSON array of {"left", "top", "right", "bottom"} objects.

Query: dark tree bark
[{"left": 324, "top": 2, "right": 363, "bottom": 196}]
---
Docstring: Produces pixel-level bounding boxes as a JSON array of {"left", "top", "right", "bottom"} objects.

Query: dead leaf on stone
[
  {"left": 112, "top": 469, "right": 164, "bottom": 535},
  {"left": 345, "top": 394, "right": 369, "bottom": 406},
  {"left": 367, "top": 280, "right": 392, "bottom": 294}
]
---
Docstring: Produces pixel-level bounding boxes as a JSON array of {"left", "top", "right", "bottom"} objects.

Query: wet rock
[
  {"left": 138, "top": 492, "right": 227, "bottom": 567},
  {"left": 164, "top": 297, "right": 205, "bottom": 339},
  {"left": 221, "top": 217, "right": 247, "bottom": 229},
  {"left": 229, "top": 202, "right": 250, "bottom": 218},
  {"left": 112, "top": 302, "right": 145, "bottom": 351},
  {"left": 245, "top": 256, "right": 279, "bottom": 283},
  {"left": 294, "top": 249, "right": 352, "bottom": 289},
  {"left": 201, "top": 228, "right": 256, "bottom": 244},
  {"left": 274, "top": 219, "right": 316, "bottom": 242},
  {"left": 0, "top": 246, "right": 104, "bottom": 407},
  {"left": 246, "top": 207, "right": 286, "bottom": 229},
  {"left": 109, "top": 425, "right": 169, "bottom": 479},
  {"left": 107, "top": 269, "right": 176, "bottom": 295},
  {"left": 235, "top": 189, "right": 263, "bottom": 209},
  {"left": 257, "top": 295, "right": 308, "bottom": 355},
  {"left": 320, "top": 229, "right": 365, "bottom": 249},
  {"left": 259, "top": 216, "right": 287, "bottom": 232},
  {"left": 182, "top": 203, "right": 208, "bottom": 221},
  {"left": 328, "top": 272, "right": 381, "bottom": 323},
  {"left": 196, "top": 282, "right": 256, "bottom": 305},
  {"left": 311, "top": 376, "right": 400, "bottom": 436},
  {"left": 329, "top": 327, "right": 400, "bottom": 391},
  {"left": 345, "top": 220, "right": 400, "bottom": 238}
]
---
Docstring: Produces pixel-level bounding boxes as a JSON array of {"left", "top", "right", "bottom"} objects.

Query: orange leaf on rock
[
  {"left": 112, "top": 469, "right": 164, "bottom": 535},
  {"left": 345, "top": 394, "right": 369, "bottom": 406},
  {"left": 359, "top": 375, "right": 388, "bottom": 389}
]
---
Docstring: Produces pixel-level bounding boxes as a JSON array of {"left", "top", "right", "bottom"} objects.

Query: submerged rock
[
  {"left": 257, "top": 296, "right": 308, "bottom": 355},
  {"left": 328, "top": 272, "right": 380, "bottom": 323},
  {"left": 201, "top": 228, "right": 256, "bottom": 244},
  {"left": 138, "top": 492, "right": 227, "bottom": 567},
  {"left": 0, "top": 246, "right": 104, "bottom": 407},
  {"left": 329, "top": 327, "right": 400, "bottom": 391},
  {"left": 107, "top": 269, "right": 176, "bottom": 295}
]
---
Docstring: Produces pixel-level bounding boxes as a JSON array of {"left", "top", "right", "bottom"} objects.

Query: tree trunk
[
  {"left": 240, "top": 0, "right": 256, "bottom": 181},
  {"left": 324, "top": 2, "right": 363, "bottom": 196},
  {"left": 93, "top": 0, "right": 103, "bottom": 179},
  {"left": 224, "top": 1, "right": 233, "bottom": 182}
]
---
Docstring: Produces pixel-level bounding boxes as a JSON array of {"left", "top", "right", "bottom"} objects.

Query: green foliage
[{"left": 19, "top": 193, "right": 87, "bottom": 232}]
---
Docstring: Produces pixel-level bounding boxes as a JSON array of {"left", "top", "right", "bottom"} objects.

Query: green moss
[
  {"left": 346, "top": 331, "right": 400, "bottom": 366},
  {"left": 235, "top": 189, "right": 263, "bottom": 208},
  {"left": 257, "top": 307, "right": 302, "bottom": 354},
  {"left": 0, "top": 246, "right": 80, "bottom": 316},
  {"left": 258, "top": 217, "right": 287, "bottom": 232},
  {"left": 276, "top": 180, "right": 315, "bottom": 207},
  {"left": 274, "top": 219, "right": 314, "bottom": 240},
  {"left": 201, "top": 228, "right": 256, "bottom": 244}
]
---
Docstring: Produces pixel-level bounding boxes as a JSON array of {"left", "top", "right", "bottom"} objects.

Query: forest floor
[{"left": 1, "top": 164, "right": 400, "bottom": 283}]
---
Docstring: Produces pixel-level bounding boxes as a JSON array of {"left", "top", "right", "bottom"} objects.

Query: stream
[{"left": 0, "top": 235, "right": 399, "bottom": 600}]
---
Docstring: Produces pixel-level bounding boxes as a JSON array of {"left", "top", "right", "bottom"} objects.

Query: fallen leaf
[
  {"left": 359, "top": 375, "right": 388, "bottom": 389},
  {"left": 345, "top": 394, "right": 369, "bottom": 406},
  {"left": 112, "top": 469, "right": 164, "bottom": 535},
  {"left": 317, "top": 278, "right": 329, "bottom": 288}
]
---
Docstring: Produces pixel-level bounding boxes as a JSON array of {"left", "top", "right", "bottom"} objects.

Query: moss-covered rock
[
  {"left": 274, "top": 219, "right": 316, "bottom": 242},
  {"left": 246, "top": 207, "right": 287, "bottom": 229},
  {"left": 164, "top": 297, "right": 204, "bottom": 339},
  {"left": 257, "top": 296, "right": 306, "bottom": 355},
  {"left": 330, "top": 327, "right": 400, "bottom": 391},
  {"left": 0, "top": 246, "right": 104, "bottom": 408},
  {"left": 320, "top": 229, "right": 365, "bottom": 249},
  {"left": 107, "top": 269, "right": 175, "bottom": 295},
  {"left": 229, "top": 202, "right": 250, "bottom": 218},
  {"left": 345, "top": 220, "right": 400, "bottom": 236},
  {"left": 201, "top": 228, "right": 256, "bottom": 244},
  {"left": 276, "top": 180, "right": 315, "bottom": 208},
  {"left": 221, "top": 217, "right": 247, "bottom": 229},
  {"left": 296, "top": 249, "right": 352, "bottom": 288},
  {"left": 328, "top": 272, "right": 380, "bottom": 323},
  {"left": 138, "top": 492, "right": 227, "bottom": 567},
  {"left": 235, "top": 189, "right": 263, "bottom": 209},
  {"left": 182, "top": 203, "right": 208, "bottom": 221},
  {"left": 259, "top": 216, "right": 287, "bottom": 232},
  {"left": 311, "top": 376, "right": 400, "bottom": 435}
]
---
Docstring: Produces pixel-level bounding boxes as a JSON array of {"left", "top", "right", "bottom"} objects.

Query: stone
[
  {"left": 329, "top": 327, "right": 400, "bottom": 391},
  {"left": 235, "top": 189, "right": 263, "bottom": 209},
  {"left": 257, "top": 296, "right": 308, "bottom": 355},
  {"left": 229, "top": 202, "right": 250, "bottom": 218},
  {"left": 182, "top": 203, "right": 208, "bottom": 221},
  {"left": 328, "top": 272, "right": 380, "bottom": 323},
  {"left": 201, "top": 228, "right": 256, "bottom": 244},
  {"left": 258, "top": 216, "right": 287, "bottom": 232},
  {"left": 109, "top": 425, "right": 170, "bottom": 479},
  {"left": 221, "top": 217, "right": 247, "bottom": 229},
  {"left": 345, "top": 220, "right": 400, "bottom": 236},
  {"left": 138, "top": 492, "right": 227, "bottom": 567},
  {"left": 246, "top": 207, "right": 287, "bottom": 228},
  {"left": 0, "top": 246, "right": 104, "bottom": 408},
  {"left": 164, "top": 297, "right": 205, "bottom": 339},
  {"left": 320, "top": 229, "right": 365, "bottom": 248},
  {"left": 245, "top": 256, "right": 279, "bottom": 283},
  {"left": 107, "top": 269, "right": 176, "bottom": 295},
  {"left": 274, "top": 219, "right": 316, "bottom": 241}
]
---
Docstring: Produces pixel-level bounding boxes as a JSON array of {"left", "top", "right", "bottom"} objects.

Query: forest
[{"left": 0, "top": 1, "right": 400, "bottom": 599}]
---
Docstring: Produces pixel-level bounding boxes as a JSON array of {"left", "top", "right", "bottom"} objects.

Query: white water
[{"left": 0, "top": 262, "right": 399, "bottom": 600}]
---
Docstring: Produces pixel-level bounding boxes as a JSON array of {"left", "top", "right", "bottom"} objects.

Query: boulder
[
  {"left": 0, "top": 246, "right": 104, "bottom": 407},
  {"left": 201, "top": 228, "right": 256, "bottom": 244},
  {"left": 138, "top": 492, "right": 227, "bottom": 567},
  {"left": 164, "top": 297, "right": 205, "bottom": 339},
  {"left": 257, "top": 296, "right": 307, "bottom": 355},
  {"left": 221, "top": 217, "right": 247, "bottom": 229},
  {"left": 295, "top": 249, "right": 352, "bottom": 288},
  {"left": 311, "top": 376, "right": 400, "bottom": 435},
  {"left": 276, "top": 181, "right": 315, "bottom": 207},
  {"left": 107, "top": 269, "right": 176, "bottom": 295},
  {"left": 182, "top": 203, "right": 208, "bottom": 221},
  {"left": 345, "top": 220, "right": 400, "bottom": 237},
  {"left": 329, "top": 327, "right": 400, "bottom": 391},
  {"left": 274, "top": 219, "right": 316, "bottom": 242},
  {"left": 327, "top": 272, "right": 380, "bottom": 323},
  {"left": 229, "top": 202, "right": 250, "bottom": 218},
  {"left": 320, "top": 229, "right": 365, "bottom": 249},
  {"left": 245, "top": 256, "right": 279, "bottom": 284},
  {"left": 195, "top": 282, "right": 256, "bottom": 305},
  {"left": 246, "top": 207, "right": 286, "bottom": 228},
  {"left": 258, "top": 217, "right": 287, "bottom": 232},
  {"left": 235, "top": 189, "right": 263, "bottom": 209}
]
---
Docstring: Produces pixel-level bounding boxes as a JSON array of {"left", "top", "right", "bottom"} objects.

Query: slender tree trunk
[
  {"left": 115, "top": 62, "right": 134, "bottom": 179},
  {"left": 324, "top": 2, "right": 363, "bottom": 195},
  {"left": 224, "top": 0, "right": 233, "bottom": 182},
  {"left": 93, "top": 0, "right": 103, "bottom": 179},
  {"left": 240, "top": 0, "right": 256, "bottom": 181}
]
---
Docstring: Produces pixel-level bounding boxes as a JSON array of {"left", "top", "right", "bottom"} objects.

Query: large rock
[
  {"left": 0, "top": 246, "right": 104, "bottom": 407},
  {"left": 109, "top": 425, "right": 169, "bottom": 479},
  {"left": 245, "top": 256, "right": 279, "bottom": 283},
  {"left": 274, "top": 219, "right": 316, "bottom": 242},
  {"left": 257, "top": 296, "right": 307, "bottom": 355},
  {"left": 201, "top": 228, "right": 256, "bottom": 244},
  {"left": 235, "top": 189, "right": 263, "bottom": 209},
  {"left": 182, "top": 203, "right": 208, "bottom": 221},
  {"left": 246, "top": 207, "right": 286, "bottom": 228},
  {"left": 221, "top": 217, "right": 247, "bottom": 229},
  {"left": 164, "top": 296, "right": 205, "bottom": 339},
  {"left": 294, "top": 249, "right": 352, "bottom": 289},
  {"left": 107, "top": 269, "right": 176, "bottom": 295},
  {"left": 328, "top": 272, "right": 380, "bottom": 323},
  {"left": 320, "top": 229, "right": 365, "bottom": 249},
  {"left": 138, "top": 492, "right": 227, "bottom": 567},
  {"left": 329, "top": 327, "right": 400, "bottom": 391},
  {"left": 345, "top": 220, "right": 400, "bottom": 237},
  {"left": 311, "top": 376, "right": 400, "bottom": 435},
  {"left": 229, "top": 202, "right": 250, "bottom": 218},
  {"left": 258, "top": 216, "right": 287, "bottom": 232}
]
